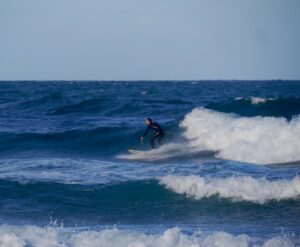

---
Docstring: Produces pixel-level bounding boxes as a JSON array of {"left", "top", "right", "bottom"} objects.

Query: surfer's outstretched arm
[
  {"left": 141, "top": 126, "right": 150, "bottom": 142},
  {"left": 142, "top": 126, "right": 150, "bottom": 137}
]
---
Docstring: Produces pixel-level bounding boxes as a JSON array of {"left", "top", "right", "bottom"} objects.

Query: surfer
[{"left": 140, "top": 117, "right": 164, "bottom": 149}]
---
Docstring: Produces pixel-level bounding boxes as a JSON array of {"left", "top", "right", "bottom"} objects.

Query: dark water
[{"left": 0, "top": 81, "right": 299, "bottom": 246}]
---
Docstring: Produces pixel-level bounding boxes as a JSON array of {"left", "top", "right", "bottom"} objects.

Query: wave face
[
  {"left": 160, "top": 175, "right": 300, "bottom": 204},
  {"left": 0, "top": 225, "right": 297, "bottom": 247},
  {"left": 180, "top": 108, "right": 300, "bottom": 164}
]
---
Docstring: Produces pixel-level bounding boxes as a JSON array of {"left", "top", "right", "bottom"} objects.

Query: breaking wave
[
  {"left": 159, "top": 175, "right": 300, "bottom": 204},
  {"left": 0, "top": 225, "right": 296, "bottom": 247},
  {"left": 180, "top": 108, "right": 300, "bottom": 164}
]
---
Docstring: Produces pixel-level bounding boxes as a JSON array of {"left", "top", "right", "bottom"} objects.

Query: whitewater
[{"left": 181, "top": 108, "right": 300, "bottom": 164}]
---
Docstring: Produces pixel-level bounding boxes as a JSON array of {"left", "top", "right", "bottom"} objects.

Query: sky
[{"left": 0, "top": 0, "right": 299, "bottom": 80}]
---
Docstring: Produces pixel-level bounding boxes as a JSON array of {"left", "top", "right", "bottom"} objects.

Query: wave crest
[
  {"left": 236, "top": 96, "right": 277, "bottom": 105},
  {"left": 159, "top": 175, "right": 300, "bottom": 204}
]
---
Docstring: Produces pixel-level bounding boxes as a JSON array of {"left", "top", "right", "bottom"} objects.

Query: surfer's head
[{"left": 145, "top": 117, "right": 152, "bottom": 125}]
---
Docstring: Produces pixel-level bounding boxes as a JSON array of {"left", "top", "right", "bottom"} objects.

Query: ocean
[{"left": 0, "top": 80, "right": 299, "bottom": 247}]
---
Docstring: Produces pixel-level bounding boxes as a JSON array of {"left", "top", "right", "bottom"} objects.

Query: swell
[
  {"left": 50, "top": 98, "right": 108, "bottom": 115},
  {"left": 0, "top": 179, "right": 299, "bottom": 226},
  {"left": 206, "top": 97, "right": 300, "bottom": 119},
  {"left": 50, "top": 98, "right": 192, "bottom": 116},
  {"left": 1, "top": 88, "right": 194, "bottom": 118},
  {"left": 0, "top": 127, "right": 140, "bottom": 157}
]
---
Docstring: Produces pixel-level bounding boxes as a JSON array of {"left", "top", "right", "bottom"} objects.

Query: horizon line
[{"left": 0, "top": 79, "right": 300, "bottom": 82}]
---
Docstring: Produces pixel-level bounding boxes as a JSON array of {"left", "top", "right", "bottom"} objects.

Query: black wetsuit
[{"left": 142, "top": 122, "right": 164, "bottom": 148}]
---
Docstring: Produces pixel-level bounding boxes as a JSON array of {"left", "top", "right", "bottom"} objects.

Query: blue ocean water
[{"left": 0, "top": 80, "right": 300, "bottom": 246}]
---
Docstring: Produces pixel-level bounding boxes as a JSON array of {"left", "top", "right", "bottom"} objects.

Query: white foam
[
  {"left": 0, "top": 158, "right": 163, "bottom": 185},
  {"left": 159, "top": 175, "right": 300, "bottom": 204},
  {"left": 180, "top": 108, "right": 300, "bottom": 164},
  {"left": 0, "top": 225, "right": 296, "bottom": 247},
  {"left": 235, "top": 97, "right": 277, "bottom": 105},
  {"left": 117, "top": 143, "right": 199, "bottom": 161},
  {"left": 250, "top": 97, "right": 267, "bottom": 104},
  {"left": 250, "top": 97, "right": 277, "bottom": 105}
]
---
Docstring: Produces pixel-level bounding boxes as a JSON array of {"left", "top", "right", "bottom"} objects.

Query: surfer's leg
[
  {"left": 150, "top": 136, "right": 155, "bottom": 149},
  {"left": 150, "top": 133, "right": 160, "bottom": 149},
  {"left": 158, "top": 133, "right": 164, "bottom": 144}
]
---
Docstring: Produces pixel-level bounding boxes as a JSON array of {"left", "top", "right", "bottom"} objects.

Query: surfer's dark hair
[{"left": 146, "top": 117, "right": 152, "bottom": 123}]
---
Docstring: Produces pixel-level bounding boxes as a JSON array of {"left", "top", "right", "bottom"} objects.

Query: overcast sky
[{"left": 0, "top": 0, "right": 299, "bottom": 80}]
